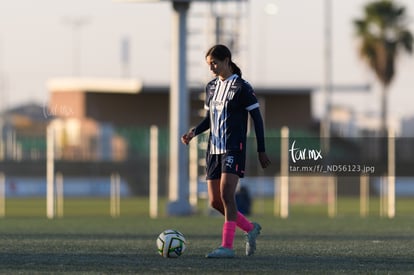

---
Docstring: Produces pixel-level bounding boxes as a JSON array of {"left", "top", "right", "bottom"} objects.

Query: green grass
[
  {"left": 0, "top": 198, "right": 414, "bottom": 274},
  {"left": 4, "top": 197, "right": 414, "bottom": 218}
]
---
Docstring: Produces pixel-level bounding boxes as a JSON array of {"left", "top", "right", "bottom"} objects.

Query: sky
[{"left": 0, "top": 0, "right": 413, "bottom": 124}]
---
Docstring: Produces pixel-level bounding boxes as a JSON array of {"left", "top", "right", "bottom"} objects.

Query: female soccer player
[{"left": 181, "top": 44, "right": 271, "bottom": 258}]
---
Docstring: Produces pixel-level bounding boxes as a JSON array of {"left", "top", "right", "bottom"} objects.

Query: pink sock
[
  {"left": 236, "top": 212, "right": 254, "bottom": 233},
  {"left": 221, "top": 221, "right": 236, "bottom": 249}
]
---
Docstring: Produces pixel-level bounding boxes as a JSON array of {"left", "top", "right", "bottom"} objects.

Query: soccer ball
[{"left": 156, "top": 229, "right": 186, "bottom": 258}]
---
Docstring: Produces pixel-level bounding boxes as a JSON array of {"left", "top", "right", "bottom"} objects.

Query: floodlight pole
[
  {"left": 167, "top": 0, "right": 192, "bottom": 215},
  {"left": 114, "top": 0, "right": 193, "bottom": 216}
]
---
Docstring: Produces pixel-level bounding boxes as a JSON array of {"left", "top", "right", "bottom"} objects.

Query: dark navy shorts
[{"left": 206, "top": 151, "right": 246, "bottom": 179}]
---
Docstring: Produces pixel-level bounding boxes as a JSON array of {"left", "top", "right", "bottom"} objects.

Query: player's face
[{"left": 206, "top": 55, "right": 230, "bottom": 79}]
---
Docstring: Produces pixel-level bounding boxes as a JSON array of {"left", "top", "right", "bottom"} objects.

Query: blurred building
[
  {"left": 0, "top": 77, "right": 316, "bottom": 196},
  {"left": 0, "top": 102, "right": 51, "bottom": 160},
  {"left": 47, "top": 77, "right": 315, "bottom": 161}
]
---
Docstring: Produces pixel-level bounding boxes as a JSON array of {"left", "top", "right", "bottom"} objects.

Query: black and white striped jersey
[{"left": 204, "top": 74, "right": 259, "bottom": 154}]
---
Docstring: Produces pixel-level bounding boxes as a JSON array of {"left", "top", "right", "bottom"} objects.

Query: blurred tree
[{"left": 354, "top": 0, "right": 413, "bottom": 136}]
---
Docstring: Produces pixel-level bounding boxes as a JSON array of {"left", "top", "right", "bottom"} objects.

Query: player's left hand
[{"left": 258, "top": 152, "right": 271, "bottom": 169}]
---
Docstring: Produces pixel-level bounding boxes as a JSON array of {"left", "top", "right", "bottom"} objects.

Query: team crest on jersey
[{"left": 227, "top": 91, "right": 236, "bottom": 100}]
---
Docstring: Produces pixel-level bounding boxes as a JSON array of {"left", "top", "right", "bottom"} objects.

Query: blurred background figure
[{"left": 236, "top": 186, "right": 251, "bottom": 216}]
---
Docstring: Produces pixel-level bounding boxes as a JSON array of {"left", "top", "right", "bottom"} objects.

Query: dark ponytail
[
  {"left": 230, "top": 61, "right": 242, "bottom": 78},
  {"left": 206, "top": 44, "right": 242, "bottom": 78}
]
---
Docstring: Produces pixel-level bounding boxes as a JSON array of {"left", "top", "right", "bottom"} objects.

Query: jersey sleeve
[
  {"left": 240, "top": 82, "right": 259, "bottom": 111},
  {"left": 194, "top": 111, "right": 210, "bottom": 135},
  {"left": 241, "top": 81, "right": 265, "bottom": 152},
  {"left": 193, "top": 82, "right": 213, "bottom": 135},
  {"left": 249, "top": 108, "right": 266, "bottom": 152}
]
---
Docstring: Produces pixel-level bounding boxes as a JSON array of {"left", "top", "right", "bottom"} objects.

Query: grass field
[{"left": 0, "top": 198, "right": 414, "bottom": 274}]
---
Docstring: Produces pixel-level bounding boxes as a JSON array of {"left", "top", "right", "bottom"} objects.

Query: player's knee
[
  {"left": 209, "top": 198, "right": 223, "bottom": 212},
  {"left": 220, "top": 193, "right": 235, "bottom": 206}
]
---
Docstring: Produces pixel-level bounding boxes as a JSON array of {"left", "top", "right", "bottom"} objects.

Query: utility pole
[
  {"left": 322, "top": 0, "right": 333, "bottom": 153},
  {"left": 0, "top": 38, "right": 5, "bottom": 160},
  {"left": 62, "top": 16, "right": 90, "bottom": 76}
]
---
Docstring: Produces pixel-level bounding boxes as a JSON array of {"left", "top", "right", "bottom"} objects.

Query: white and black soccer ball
[{"left": 156, "top": 229, "right": 186, "bottom": 258}]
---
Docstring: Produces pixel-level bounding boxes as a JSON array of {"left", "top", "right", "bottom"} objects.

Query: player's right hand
[{"left": 181, "top": 129, "right": 195, "bottom": 145}]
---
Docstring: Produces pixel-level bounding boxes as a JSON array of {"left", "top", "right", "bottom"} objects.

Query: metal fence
[{"left": 0, "top": 124, "right": 413, "bottom": 218}]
